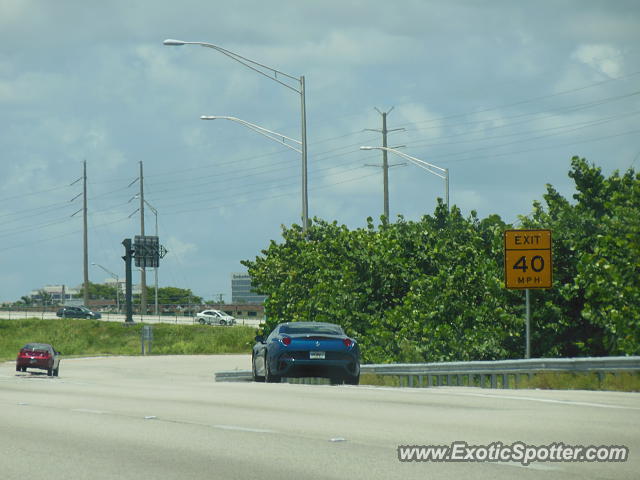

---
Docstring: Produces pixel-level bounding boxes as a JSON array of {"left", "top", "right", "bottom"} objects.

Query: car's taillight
[
  {"left": 281, "top": 336, "right": 291, "bottom": 346},
  {"left": 343, "top": 338, "right": 353, "bottom": 348}
]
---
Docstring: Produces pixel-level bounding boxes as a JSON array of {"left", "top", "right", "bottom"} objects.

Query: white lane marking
[
  {"left": 212, "top": 424, "right": 276, "bottom": 434},
  {"left": 71, "top": 408, "right": 108, "bottom": 414},
  {"left": 435, "top": 390, "right": 640, "bottom": 410},
  {"left": 356, "top": 386, "right": 640, "bottom": 410}
]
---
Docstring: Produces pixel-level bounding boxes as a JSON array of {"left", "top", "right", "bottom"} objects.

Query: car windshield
[
  {"left": 280, "top": 324, "right": 344, "bottom": 335},
  {"left": 23, "top": 343, "right": 50, "bottom": 351}
]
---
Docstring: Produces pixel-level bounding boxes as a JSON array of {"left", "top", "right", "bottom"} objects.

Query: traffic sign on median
[{"left": 504, "top": 229, "right": 552, "bottom": 289}]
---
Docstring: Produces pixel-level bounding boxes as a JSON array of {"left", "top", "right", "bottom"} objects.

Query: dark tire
[
  {"left": 16, "top": 365, "right": 20, "bottom": 372},
  {"left": 345, "top": 374, "right": 360, "bottom": 385},
  {"left": 22, "top": 366, "right": 27, "bottom": 372},
  {"left": 198, "top": 318, "right": 206, "bottom": 325},
  {"left": 220, "top": 320, "right": 226, "bottom": 326},
  {"left": 53, "top": 366, "right": 59, "bottom": 377},
  {"left": 265, "top": 355, "right": 280, "bottom": 383},
  {"left": 252, "top": 356, "right": 265, "bottom": 382},
  {"left": 47, "top": 367, "right": 53, "bottom": 377}
]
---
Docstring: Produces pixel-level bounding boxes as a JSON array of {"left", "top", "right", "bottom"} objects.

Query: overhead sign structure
[
  {"left": 134, "top": 235, "right": 168, "bottom": 268},
  {"left": 504, "top": 229, "right": 552, "bottom": 289}
]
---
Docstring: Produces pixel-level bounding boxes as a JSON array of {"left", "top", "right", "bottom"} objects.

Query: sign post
[
  {"left": 122, "top": 238, "right": 134, "bottom": 323},
  {"left": 141, "top": 325, "right": 153, "bottom": 355},
  {"left": 504, "top": 229, "right": 552, "bottom": 358}
]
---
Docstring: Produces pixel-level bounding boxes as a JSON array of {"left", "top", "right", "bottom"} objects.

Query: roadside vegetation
[
  {"left": 359, "top": 372, "right": 640, "bottom": 392},
  {"left": 244, "top": 157, "right": 639, "bottom": 364},
  {"left": 0, "top": 318, "right": 256, "bottom": 361}
]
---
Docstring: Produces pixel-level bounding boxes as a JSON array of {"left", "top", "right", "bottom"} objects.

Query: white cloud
[
  {"left": 572, "top": 44, "right": 623, "bottom": 78},
  {"left": 164, "top": 236, "right": 197, "bottom": 260},
  {"left": 396, "top": 103, "right": 444, "bottom": 144}
]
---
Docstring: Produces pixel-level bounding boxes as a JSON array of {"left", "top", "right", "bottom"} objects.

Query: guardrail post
[
  {"left": 418, "top": 375, "right": 423, "bottom": 387},
  {"left": 490, "top": 374, "right": 497, "bottom": 388},
  {"left": 409, "top": 375, "right": 414, "bottom": 388},
  {"left": 480, "top": 374, "right": 486, "bottom": 388},
  {"left": 502, "top": 373, "right": 509, "bottom": 389}
]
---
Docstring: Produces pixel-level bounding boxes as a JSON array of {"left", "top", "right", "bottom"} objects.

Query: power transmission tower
[{"left": 364, "top": 107, "right": 405, "bottom": 222}]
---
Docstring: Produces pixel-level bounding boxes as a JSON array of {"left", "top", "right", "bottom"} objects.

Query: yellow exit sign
[{"left": 504, "top": 229, "right": 552, "bottom": 289}]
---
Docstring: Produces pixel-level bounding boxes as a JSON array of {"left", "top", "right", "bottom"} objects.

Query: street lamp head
[
  {"left": 360, "top": 146, "right": 375, "bottom": 151},
  {"left": 163, "top": 39, "right": 186, "bottom": 46},
  {"left": 200, "top": 116, "right": 218, "bottom": 120}
]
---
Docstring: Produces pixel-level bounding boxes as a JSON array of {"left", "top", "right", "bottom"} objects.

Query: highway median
[{"left": 0, "top": 318, "right": 256, "bottom": 361}]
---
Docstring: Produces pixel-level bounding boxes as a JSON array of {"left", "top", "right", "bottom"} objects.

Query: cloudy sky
[{"left": 1, "top": 0, "right": 638, "bottom": 303}]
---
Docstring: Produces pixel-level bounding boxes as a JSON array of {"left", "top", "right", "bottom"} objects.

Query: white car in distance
[{"left": 195, "top": 309, "right": 236, "bottom": 326}]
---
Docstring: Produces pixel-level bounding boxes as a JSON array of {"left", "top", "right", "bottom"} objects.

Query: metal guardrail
[{"left": 214, "top": 356, "right": 640, "bottom": 388}]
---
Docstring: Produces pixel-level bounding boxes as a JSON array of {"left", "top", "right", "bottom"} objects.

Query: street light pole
[
  {"left": 360, "top": 146, "right": 450, "bottom": 211},
  {"left": 91, "top": 263, "right": 120, "bottom": 312},
  {"left": 164, "top": 38, "right": 309, "bottom": 232},
  {"left": 200, "top": 116, "right": 302, "bottom": 153}
]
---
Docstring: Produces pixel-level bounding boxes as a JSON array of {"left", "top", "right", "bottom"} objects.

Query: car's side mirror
[{"left": 254, "top": 335, "right": 265, "bottom": 343}]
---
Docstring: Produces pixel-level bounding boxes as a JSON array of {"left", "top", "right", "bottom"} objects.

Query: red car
[{"left": 16, "top": 343, "right": 61, "bottom": 377}]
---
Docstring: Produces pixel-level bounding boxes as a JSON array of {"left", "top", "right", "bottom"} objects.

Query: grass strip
[{"left": 0, "top": 318, "right": 256, "bottom": 361}]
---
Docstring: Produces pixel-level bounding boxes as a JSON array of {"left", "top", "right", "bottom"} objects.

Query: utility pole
[
  {"left": 83, "top": 160, "right": 89, "bottom": 307},
  {"left": 365, "top": 108, "right": 405, "bottom": 222},
  {"left": 139, "top": 161, "right": 147, "bottom": 316}
]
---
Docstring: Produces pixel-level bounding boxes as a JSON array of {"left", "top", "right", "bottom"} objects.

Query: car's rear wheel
[
  {"left": 53, "top": 366, "right": 59, "bottom": 377},
  {"left": 21, "top": 366, "right": 27, "bottom": 372},
  {"left": 47, "top": 367, "right": 53, "bottom": 376},
  {"left": 198, "top": 318, "right": 206, "bottom": 325},
  {"left": 220, "top": 320, "right": 226, "bottom": 326},
  {"left": 16, "top": 365, "right": 20, "bottom": 372},
  {"left": 265, "top": 355, "right": 280, "bottom": 383}
]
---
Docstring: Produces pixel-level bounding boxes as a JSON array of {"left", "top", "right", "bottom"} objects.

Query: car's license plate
[
  {"left": 310, "top": 351, "right": 325, "bottom": 360},
  {"left": 30, "top": 359, "right": 37, "bottom": 364}
]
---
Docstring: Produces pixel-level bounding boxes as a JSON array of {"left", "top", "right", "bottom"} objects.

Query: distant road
[
  {"left": 0, "top": 310, "right": 262, "bottom": 327},
  {"left": 0, "top": 355, "right": 638, "bottom": 480}
]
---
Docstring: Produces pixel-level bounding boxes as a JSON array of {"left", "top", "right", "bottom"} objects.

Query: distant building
[
  {"left": 231, "top": 273, "right": 266, "bottom": 304},
  {"left": 29, "top": 285, "right": 79, "bottom": 304}
]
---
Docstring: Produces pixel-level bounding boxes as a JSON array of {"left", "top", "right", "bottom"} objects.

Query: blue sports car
[{"left": 252, "top": 322, "right": 360, "bottom": 385}]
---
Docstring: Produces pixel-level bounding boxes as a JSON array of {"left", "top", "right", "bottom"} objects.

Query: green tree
[
  {"left": 243, "top": 203, "right": 522, "bottom": 363},
  {"left": 244, "top": 157, "right": 639, "bottom": 362},
  {"left": 136, "top": 286, "right": 202, "bottom": 306},
  {"left": 77, "top": 282, "right": 118, "bottom": 302},
  {"left": 520, "top": 157, "right": 639, "bottom": 356}
]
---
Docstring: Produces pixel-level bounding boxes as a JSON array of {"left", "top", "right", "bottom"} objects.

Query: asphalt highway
[{"left": 1, "top": 355, "right": 638, "bottom": 480}]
